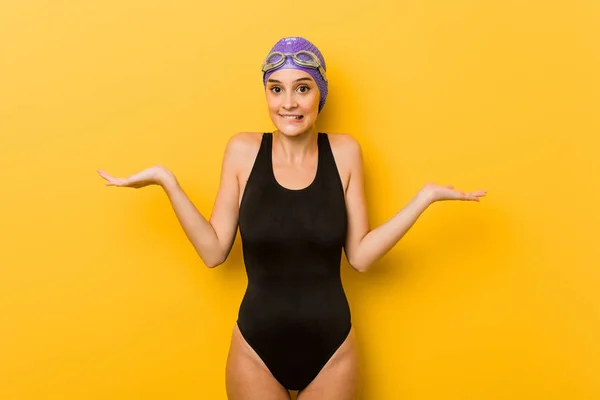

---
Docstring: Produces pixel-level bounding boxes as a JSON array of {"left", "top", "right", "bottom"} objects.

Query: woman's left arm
[{"left": 342, "top": 137, "right": 486, "bottom": 273}]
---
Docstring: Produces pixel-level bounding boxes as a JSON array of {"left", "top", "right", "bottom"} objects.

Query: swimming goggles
[{"left": 261, "top": 50, "right": 328, "bottom": 82}]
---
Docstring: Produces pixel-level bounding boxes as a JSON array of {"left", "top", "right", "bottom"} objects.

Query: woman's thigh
[
  {"left": 225, "top": 323, "right": 291, "bottom": 400},
  {"left": 297, "top": 326, "right": 359, "bottom": 400}
]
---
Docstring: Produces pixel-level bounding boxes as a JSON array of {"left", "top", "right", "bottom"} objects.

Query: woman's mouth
[{"left": 280, "top": 114, "right": 304, "bottom": 122}]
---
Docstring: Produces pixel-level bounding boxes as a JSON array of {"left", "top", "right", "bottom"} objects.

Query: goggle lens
[
  {"left": 262, "top": 51, "right": 327, "bottom": 82},
  {"left": 266, "top": 53, "right": 284, "bottom": 65}
]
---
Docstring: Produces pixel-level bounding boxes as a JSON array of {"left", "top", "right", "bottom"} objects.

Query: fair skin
[{"left": 97, "top": 68, "right": 486, "bottom": 399}]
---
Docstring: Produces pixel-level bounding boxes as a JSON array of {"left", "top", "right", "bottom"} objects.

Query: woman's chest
[{"left": 239, "top": 185, "right": 347, "bottom": 247}]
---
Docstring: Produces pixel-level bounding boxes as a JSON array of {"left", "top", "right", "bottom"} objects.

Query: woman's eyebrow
[{"left": 267, "top": 77, "right": 313, "bottom": 83}]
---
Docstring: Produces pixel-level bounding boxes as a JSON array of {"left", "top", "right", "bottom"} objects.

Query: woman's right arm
[{"left": 161, "top": 135, "right": 243, "bottom": 268}]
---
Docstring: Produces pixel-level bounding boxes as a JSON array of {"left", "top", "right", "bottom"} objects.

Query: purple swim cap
[{"left": 262, "top": 37, "right": 328, "bottom": 113}]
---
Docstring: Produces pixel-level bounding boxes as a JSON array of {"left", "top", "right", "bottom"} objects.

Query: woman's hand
[
  {"left": 97, "top": 164, "right": 175, "bottom": 189},
  {"left": 420, "top": 182, "right": 487, "bottom": 204}
]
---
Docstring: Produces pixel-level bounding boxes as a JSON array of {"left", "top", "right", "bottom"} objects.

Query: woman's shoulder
[
  {"left": 326, "top": 132, "right": 362, "bottom": 161},
  {"left": 225, "top": 132, "right": 263, "bottom": 156},
  {"left": 228, "top": 131, "right": 263, "bottom": 147},
  {"left": 222, "top": 132, "right": 264, "bottom": 173}
]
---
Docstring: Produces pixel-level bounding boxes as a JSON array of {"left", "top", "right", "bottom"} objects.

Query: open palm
[
  {"left": 423, "top": 182, "right": 487, "bottom": 203},
  {"left": 97, "top": 165, "right": 170, "bottom": 189}
]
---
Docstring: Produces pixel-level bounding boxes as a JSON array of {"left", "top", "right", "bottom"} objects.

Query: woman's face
[{"left": 265, "top": 68, "right": 320, "bottom": 137}]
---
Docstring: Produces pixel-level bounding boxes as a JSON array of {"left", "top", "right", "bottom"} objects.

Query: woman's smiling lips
[{"left": 279, "top": 114, "right": 304, "bottom": 122}]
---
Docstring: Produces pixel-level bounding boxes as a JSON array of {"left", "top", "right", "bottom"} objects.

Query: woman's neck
[{"left": 272, "top": 127, "right": 318, "bottom": 163}]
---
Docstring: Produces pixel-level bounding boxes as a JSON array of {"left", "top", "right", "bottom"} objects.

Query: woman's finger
[
  {"left": 98, "top": 170, "right": 117, "bottom": 182},
  {"left": 460, "top": 191, "right": 478, "bottom": 201},
  {"left": 99, "top": 170, "right": 135, "bottom": 188}
]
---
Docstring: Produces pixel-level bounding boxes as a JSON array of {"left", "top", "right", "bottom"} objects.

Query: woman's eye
[{"left": 270, "top": 86, "right": 309, "bottom": 94}]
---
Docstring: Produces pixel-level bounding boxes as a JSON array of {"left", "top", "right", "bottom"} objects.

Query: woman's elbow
[
  {"left": 348, "top": 257, "right": 369, "bottom": 273},
  {"left": 201, "top": 251, "right": 227, "bottom": 269},
  {"left": 205, "top": 260, "right": 222, "bottom": 268}
]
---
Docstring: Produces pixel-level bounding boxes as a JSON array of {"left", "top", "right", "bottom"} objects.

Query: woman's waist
[
  {"left": 237, "top": 289, "right": 351, "bottom": 333},
  {"left": 239, "top": 282, "right": 349, "bottom": 315}
]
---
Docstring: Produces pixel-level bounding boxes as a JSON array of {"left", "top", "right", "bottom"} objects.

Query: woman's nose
[{"left": 282, "top": 92, "right": 297, "bottom": 109}]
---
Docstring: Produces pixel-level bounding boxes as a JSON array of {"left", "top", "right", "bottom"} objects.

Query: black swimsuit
[{"left": 237, "top": 132, "right": 352, "bottom": 391}]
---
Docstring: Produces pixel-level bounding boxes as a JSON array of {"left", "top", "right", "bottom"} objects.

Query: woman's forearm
[
  {"left": 162, "top": 177, "right": 224, "bottom": 267},
  {"left": 352, "top": 191, "right": 432, "bottom": 272}
]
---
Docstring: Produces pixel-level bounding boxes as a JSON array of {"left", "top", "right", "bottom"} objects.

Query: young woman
[{"left": 98, "top": 36, "right": 486, "bottom": 400}]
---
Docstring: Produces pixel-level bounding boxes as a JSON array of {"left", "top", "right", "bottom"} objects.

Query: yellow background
[{"left": 1, "top": 0, "right": 598, "bottom": 399}]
